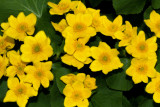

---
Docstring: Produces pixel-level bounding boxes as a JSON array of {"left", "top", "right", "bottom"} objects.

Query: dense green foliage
[{"left": 0, "top": 0, "right": 160, "bottom": 107}]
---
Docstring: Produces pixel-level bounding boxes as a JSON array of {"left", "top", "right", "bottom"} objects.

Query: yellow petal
[
  {"left": 90, "top": 47, "right": 102, "bottom": 59},
  {"left": 7, "top": 77, "right": 19, "bottom": 89},
  {"left": 8, "top": 15, "right": 18, "bottom": 28},
  {"left": 150, "top": 10, "right": 160, "bottom": 22},
  {"left": 153, "top": 92, "right": 160, "bottom": 103},
  {"left": 3, "top": 90, "right": 17, "bottom": 102},
  {"left": 82, "top": 88, "right": 91, "bottom": 99},
  {"left": 64, "top": 97, "right": 76, "bottom": 107},
  {"left": 132, "top": 75, "right": 141, "bottom": 84},
  {"left": 113, "top": 15, "right": 122, "bottom": 27},
  {"left": 17, "top": 95, "right": 28, "bottom": 107},
  {"left": 77, "top": 99, "right": 89, "bottom": 107},
  {"left": 63, "top": 84, "right": 74, "bottom": 97},
  {"left": 41, "top": 77, "right": 49, "bottom": 88},
  {"left": 6, "top": 66, "right": 17, "bottom": 77},
  {"left": 73, "top": 46, "right": 90, "bottom": 62},
  {"left": 89, "top": 60, "right": 102, "bottom": 72},
  {"left": 98, "top": 42, "right": 111, "bottom": 50},
  {"left": 145, "top": 81, "right": 156, "bottom": 94},
  {"left": 26, "top": 13, "right": 37, "bottom": 26},
  {"left": 76, "top": 73, "right": 86, "bottom": 82},
  {"left": 66, "top": 14, "right": 76, "bottom": 26}
]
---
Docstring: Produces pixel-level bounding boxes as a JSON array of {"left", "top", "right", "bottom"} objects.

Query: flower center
[
  {"left": 109, "top": 24, "right": 118, "bottom": 32},
  {"left": 32, "top": 44, "right": 41, "bottom": 53},
  {"left": 18, "top": 88, "right": 23, "bottom": 94},
  {"left": 74, "top": 41, "right": 84, "bottom": 51},
  {"left": 99, "top": 53, "right": 111, "bottom": 64},
  {"left": 72, "top": 91, "right": 83, "bottom": 101},
  {"left": 137, "top": 65, "right": 147, "bottom": 74},
  {"left": 156, "top": 22, "right": 160, "bottom": 30},
  {"left": 16, "top": 65, "right": 25, "bottom": 75},
  {"left": 137, "top": 42, "right": 148, "bottom": 52},
  {"left": 34, "top": 71, "right": 44, "bottom": 80},
  {"left": 17, "top": 23, "right": 28, "bottom": 32},
  {"left": 15, "top": 85, "right": 26, "bottom": 96},
  {"left": 73, "top": 23, "right": 86, "bottom": 32}
]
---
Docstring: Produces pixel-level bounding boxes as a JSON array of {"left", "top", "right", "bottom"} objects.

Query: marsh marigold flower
[
  {"left": 0, "top": 55, "right": 8, "bottom": 79},
  {"left": 126, "top": 31, "right": 157, "bottom": 59},
  {"left": 64, "top": 35, "right": 90, "bottom": 62},
  {"left": 114, "top": 21, "right": 137, "bottom": 47},
  {"left": 0, "top": 35, "right": 15, "bottom": 54},
  {"left": 20, "top": 31, "right": 53, "bottom": 62},
  {"left": 126, "top": 58, "right": 157, "bottom": 84},
  {"left": 24, "top": 61, "right": 54, "bottom": 90},
  {"left": 5, "top": 12, "right": 37, "bottom": 41},
  {"left": 100, "top": 15, "right": 124, "bottom": 39},
  {"left": 90, "top": 42, "right": 123, "bottom": 74},
  {"left": 61, "top": 54, "right": 92, "bottom": 69},
  {"left": 144, "top": 10, "right": 160, "bottom": 38},
  {"left": 51, "top": 19, "right": 68, "bottom": 33},
  {"left": 3, "top": 77, "right": 37, "bottom": 107},
  {"left": 63, "top": 81, "right": 91, "bottom": 107},
  {"left": 6, "top": 51, "right": 28, "bottom": 80},
  {"left": 48, "top": 0, "right": 72, "bottom": 15},
  {"left": 62, "top": 13, "right": 96, "bottom": 39},
  {"left": 86, "top": 9, "right": 104, "bottom": 32},
  {"left": 145, "top": 73, "right": 160, "bottom": 103},
  {"left": 84, "top": 75, "right": 97, "bottom": 91}
]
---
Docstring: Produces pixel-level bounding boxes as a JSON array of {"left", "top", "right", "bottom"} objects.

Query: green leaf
[
  {"left": 88, "top": 35, "right": 101, "bottom": 47},
  {"left": 0, "top": 79, "right": 8, "bottom": 102},
  {"left": 27, "top": 92, "right": 51, "bottom": 107},
  {"left": 144, "top": 6, "right": 153, "bottom": 19},
  {"left": 112, "top": 0, "right": 147, "bottom": 14},
  {"left": 88, "top": 0, "right": 103, "bottom": 7},
  {"left": 122, "top": 96, "right": 132, "bottom": 107},
  {"left": 52, "top": 62, "right": 71, "bottom": 94},
  {"left": 50, "top": 82, "right": 64, "bottom": 107},
  {"left": 106, "top": 58, "right": 133, "bottom": 91},
  {"left": 91, "top": 74, "right": 123, "bottom": 107},
  {"left": 152, "top": 0, "right": 160, "bottom": 9}
]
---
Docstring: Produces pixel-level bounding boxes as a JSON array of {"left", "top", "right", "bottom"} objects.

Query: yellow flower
[
  {"left": 72, "top": 1, "right": 87, "bottom": 14},
  {"left": 24, "top": 61, "right": 54, "bottom": 90},
  {"left": 62, "top": 13, "right": 96, "bottom": 39},
  {"left": 126, "top": 31, "right": 157, "bottom": 59},
  {"left": 3, "top": 78, "right": 37, "bottom": 107},
  {"left": 0, "top": 35, "right": 15, "bottom": 54},
  {"left": 20, "top": 31, "right": 53, "bottom": 62},
  {"left": 51, "top": 19, "right": 68, "bottom": 33},
  {"left": 64, "top": 36, "right": 90, "bottom": 62},
  {"left": 84, "top": 75, "right": 97, "bottom": 90},
  {"left": 90, "top": 42, "right": 123, "bottom": 74},
  {"left": 145, "top": 73, "right": 160, "bottom": 103},
  {"left": 144, "top": 10, "right": 160, "bottom": 38},
  {"left": 61, "top": 54, "right": 92, "bottom": 69},
  {"left": 48, "top": 0, "right": 72, "bottom": 15},
  {"left": 6, "top": 51, "right": 28, "bottom": 80},
  {"left": 86, "top": 8, "right": 105, "bottom": 32},
  {"left": 126, "top": 58, "right": 157, "bottom": 84},
  {"left": 0, "top": 55, "right": 8, "bottom": 79},
  {"left": 63, "top": 81, "right": 91, "bottom": 107},
  {"left": 114, "top": 21, "right": 137, "bottom": 47},
  {"left": 60, "top": 73, "right": 86, "bottom": 85},
  {"left": 4, "top": 12, "right": 37, "bottom": 41},
  {"left": 100, "top": 15, "right": 124, "bottom": 39}
]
